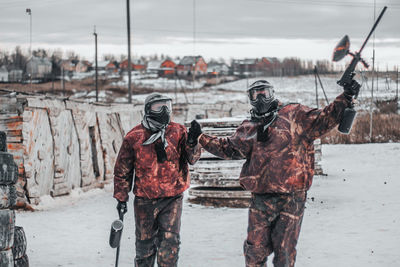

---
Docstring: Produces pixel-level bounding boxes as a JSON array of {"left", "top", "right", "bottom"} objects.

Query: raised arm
[
  {"left": 198, "top": 121, "right": 253, "bottom": 160},
  {"left": 297, "top": 93, "right": 351, "bottom": 140},
  {"left": 113, "top": 137, "right": 135, "bottom": 202}
]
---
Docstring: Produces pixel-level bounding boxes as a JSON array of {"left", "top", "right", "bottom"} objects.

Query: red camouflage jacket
[
  {"left": 199, "top": 93, "right": 351, "bottom": 194},
  {"left": 113, "top": 121, "right": 201, "bottom": 201}
]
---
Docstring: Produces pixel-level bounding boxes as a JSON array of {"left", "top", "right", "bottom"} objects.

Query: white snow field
[{"left": 16, "top": 143, "right": 400, "bottom": 267}]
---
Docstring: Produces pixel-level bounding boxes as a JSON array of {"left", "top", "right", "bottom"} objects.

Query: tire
[
  {"left": 14, "top": 254, "right": 29, "bottom": 267},
  {"left": 0, "top": 209, "right": 15, "bottom": 250},
  {"left": 0, "top": 249, "right": 13, "bottom": 267},
  {"left": 12, "top": 227, "right": 27, "bottom": 260},
  {"left": 0, "top": 185, "right": 17, "bottom": 209},
  {"left": 0, "top": 152, "right": 18, "bottom": 185}
]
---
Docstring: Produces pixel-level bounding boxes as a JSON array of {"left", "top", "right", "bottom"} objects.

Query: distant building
[
  {"left": 146, "top": 60, "right": 163, "bottom": 74},
  {"left": 120, "top": 59, "right": 146, "bottom": 72},
  {"left": 207, "top": 62, "right": 230, "bottom": 76},
  {"left": 256, "top": 57, "right": 281, "bottom": 76},
  {"left": 231, "top": 58, "right": 258, "bottom": 77},
  {"left": 26, "top": 57, "right": 52, "bottom": 79},
  {"left": 132, "top": 59, "right": 146, "bottom": 71},
  {"left": 75, "top": 60, "right": 92, "bottom": 73},
  {"left": 160, "top": 59, "right": 176, "bottom": 76},
  {"left": 0, "top": 66, "right": 8, "bottom": 82},
  {"left": 147, "top": 59, "right": 176, "bottom": 76},
  {"left": 119, "top": 59, "right": 133, "bottom": 71},
  {"left": 97, "top": 61, "right": 117, "bottom": 73},
  {"left": 8, "top": 69, "right": 23, "bottom": 83},
  {"left": 176, "top": 56, "right": 207, "bottom": 77},
  {"left": 60, "top": 59, "right": 76, "bottom": 73}
]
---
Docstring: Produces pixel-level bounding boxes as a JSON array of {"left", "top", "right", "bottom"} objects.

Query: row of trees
[{"left": 0, "top": 46, "right": 337, "bottom": 78}]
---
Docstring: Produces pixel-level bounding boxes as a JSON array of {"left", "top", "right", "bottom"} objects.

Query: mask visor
[
  {"left": 249, "top": 87, "right": 273, "bottom": 101},
  {"left": 149, "top": 100, "right": 172, "bottom": 113}
]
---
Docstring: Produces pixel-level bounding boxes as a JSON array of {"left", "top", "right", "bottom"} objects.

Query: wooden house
[
  {"left": 8, "top": 69, "right": 23, "bottom": 83},
  {"left": 26, "top": 57, "right": 52, "bottom": 79},
  {"left": 176, "top": 56, "right": 207, "bottom": 77},
  {"left": 60, "top": 59, "right": 76, "bottom": 73},
  {"left": 231, "top": 58, "right": 258, "bottom": 77},
  {"left": 160, "top": 59, "right": 176, "bottom": 76},
  {"left": 147, "top": 59, "right": 176, "bottom": 76},
  {"left": 75, "top": 60, "right": 92, "bottom": 73},
  {"left": 146, "top": 60, "right": 163, "bottom": 74},
  {"left": 207, "top": 62, "right": 230, "bottom": 76},
  {"left": 120, "top": 59, "right": 146, "bottom": 72}
]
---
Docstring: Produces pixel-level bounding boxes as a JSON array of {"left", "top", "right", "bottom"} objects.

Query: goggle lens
[
  {"left": 150, "top": 100, "right": 172, "bottom": 112},
  {"left": 250, "top": 88, "right": 273, "bottom": 101}
]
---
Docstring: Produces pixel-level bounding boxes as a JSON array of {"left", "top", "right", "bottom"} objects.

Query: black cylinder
[
  {"left": 109, "top": 219, "right": 124, "bottom": 248},
  {"left": 338, "top": 107, "right": 357, "bottom": 134}
]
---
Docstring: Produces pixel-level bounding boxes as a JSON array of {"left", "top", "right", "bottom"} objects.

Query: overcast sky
[{"left": 0, "top": 0, "right": 399, "bottom": 68}]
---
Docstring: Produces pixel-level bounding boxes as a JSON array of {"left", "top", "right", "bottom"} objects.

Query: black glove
[
  {"left": 187, "top": 120, "right": 202, "bottom": 146},
  {"left": 343, "top": 80, "right": 361, "bottom": 98},
  {"left": 117, "top": 201, "right": 127, "bottom": 215}
]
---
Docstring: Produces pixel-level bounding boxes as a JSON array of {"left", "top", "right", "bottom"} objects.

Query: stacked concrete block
[{"left": 0, "top": 132, "right": 28, "bottom": 267}]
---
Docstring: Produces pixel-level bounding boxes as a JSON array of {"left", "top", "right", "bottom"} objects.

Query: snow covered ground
[
  {"left": 70, "top": 74, "right": 399, "bottom": 109},
  {"left": 16, "top": 143, "right": 400, "bottom": 267}
]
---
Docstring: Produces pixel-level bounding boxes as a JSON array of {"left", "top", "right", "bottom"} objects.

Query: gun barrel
[{"left": 359, "top": 6, "right": 387, "bottom": 53}]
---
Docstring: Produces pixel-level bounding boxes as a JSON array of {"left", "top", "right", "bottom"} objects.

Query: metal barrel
[
  {"left": 338, "top": 107, "right": 357, "bottom": 134},
  {"left": 109, "top": 219, "right": 124, "bottom": 248}
]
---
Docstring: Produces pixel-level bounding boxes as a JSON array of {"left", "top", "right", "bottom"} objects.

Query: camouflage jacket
[
  {"left": 199, "top": 93, "right": 351, "bottom": 194},
  {"left": 113, "top": 122, "right": 201, "bottom": 201}
]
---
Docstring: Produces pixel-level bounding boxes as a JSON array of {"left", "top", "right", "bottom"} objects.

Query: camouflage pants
[
  {"left": 244, "top": 191, "right": 307, "bottom": 267},
  {"left": 134, "top": 194, "right": 183, "bottom": 267}
]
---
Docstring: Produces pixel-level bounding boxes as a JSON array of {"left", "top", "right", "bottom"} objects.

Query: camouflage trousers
[
  {"left": 244, "top": 191, "right": 307, "bottom": 267},
  {"left": 134, "top": 194, "right": 183, "bottom": 267}
]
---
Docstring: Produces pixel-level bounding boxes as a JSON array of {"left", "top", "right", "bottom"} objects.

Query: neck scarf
[
  {"left": 251, "top": 109, "right": 278, "bottom": 129},
  {"left": 142, "top": 115, "right": 169, "bottom": 148}
]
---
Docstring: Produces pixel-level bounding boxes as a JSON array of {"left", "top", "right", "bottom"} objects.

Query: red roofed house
[
  {"left": 160, "top": 59, "right": 176, "bottom": 76},
  {"left": 120, "top": 59, "right": 146, "bottom": 72},
  {"left": 176, "top": 56, "right": 207, "bottom": 77}
]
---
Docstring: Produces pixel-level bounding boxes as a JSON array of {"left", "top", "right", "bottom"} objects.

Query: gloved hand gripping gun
[{"left": 332, "top": 6, "right": 387, "bottom": 134}]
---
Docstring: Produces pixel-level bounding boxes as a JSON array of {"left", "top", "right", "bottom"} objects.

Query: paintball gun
[
  {"left": 109, "top": 208, "right": 125, "bottom": 267},
  {"left": 332, "top": 6, "right": 387, "bottom": 134}
]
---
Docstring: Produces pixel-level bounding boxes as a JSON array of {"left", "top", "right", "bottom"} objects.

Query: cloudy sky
[{"left": 0, "top": 0, "right": 399, "bottom": 68}]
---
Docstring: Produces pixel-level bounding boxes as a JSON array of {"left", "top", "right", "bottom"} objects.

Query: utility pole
[
  {"left": 369, "top": 0, "right": 377, "bottom": 142},
  {"left": 93, "top": 26, "right": 98, "bottom": 102},
  {"left": 26, "top": 8, "right": 32, "bottom": 90},
  {"left": 314, "top": 66, "right": 318, "bottom": 108},
  {"left": 126, "top": 0, "right": 132, "bottom": 103},
  {"left": 396, "top": 65, "right": 399, "bottom": 100},
  {"left": 61, "top": 67, "right": 65, "bottom": 94}
]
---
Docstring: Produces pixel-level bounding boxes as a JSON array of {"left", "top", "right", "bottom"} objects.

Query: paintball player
[
  {"left": 113, "top": 93, "right": 201, "bottom": 266},
  {"left": 188, "top": 79, "right": 360, "bottom": 267}
]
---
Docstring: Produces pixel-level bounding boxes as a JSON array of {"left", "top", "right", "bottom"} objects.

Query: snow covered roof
[
  {"left": 232, "top": 58, "right": 258, "bottom": 65},
  {"left": 147, "top": 60, "right": 162, "bottom": 70},
  {"left": 133, "top": 59, "right": 145, "bottom": 65},
  {"left": 179, "top": 56, "right": 203, "bottom": 66},
  {"left": 97, "top": 61, "right": 110, "bottom": 68}
]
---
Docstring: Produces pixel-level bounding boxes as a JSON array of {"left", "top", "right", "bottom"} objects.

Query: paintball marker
[
  {"left": 332, "top": 6, "right": 387, "bottom": 134},
  {"left": 109, "top": 207, "right": 125, "bottom": 267}
]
